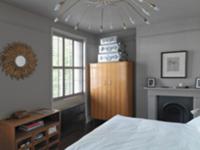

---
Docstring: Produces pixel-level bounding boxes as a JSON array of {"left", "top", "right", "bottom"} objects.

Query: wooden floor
[{"left": 60, "top": 120, "right": 104, "bottom": 150}]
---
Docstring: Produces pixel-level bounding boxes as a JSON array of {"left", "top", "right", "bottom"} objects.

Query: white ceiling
[{"left": 2, "top": 0, "right": 200, "bottom": 34}]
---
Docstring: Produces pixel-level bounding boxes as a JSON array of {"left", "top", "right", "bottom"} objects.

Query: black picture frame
[
  {"left": 195, "top": 78, "right": 200, "bottom": 89},
  {"left": 161, "top": 51, "right": 188, "bottom": 78}
]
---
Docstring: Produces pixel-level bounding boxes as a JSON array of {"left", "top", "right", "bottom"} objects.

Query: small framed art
[
  {"left": 195, "top": 78, "right": 200, "bottom": 89},
  {"left": 161, "top": 51, "right": 188, "bottom": 78},
  {"left": 147, "top": 78, "right": 156, "bottom": 88}
]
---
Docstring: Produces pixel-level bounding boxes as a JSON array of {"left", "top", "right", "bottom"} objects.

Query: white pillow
[{"left": 187, "top": 116, "right": 200, "bottom": 132}]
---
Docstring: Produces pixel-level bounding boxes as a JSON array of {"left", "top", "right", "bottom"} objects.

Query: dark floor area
[
  {"left": 60, "top": 105, "right": 104, "bottom": 150},
  {"left": 60, "top": 120, "right": 104, "bottom": 150}
]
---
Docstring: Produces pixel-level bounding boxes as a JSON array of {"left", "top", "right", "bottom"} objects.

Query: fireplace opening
[{"left": 157, "top": 96, "right": 193, "bottom": 123}]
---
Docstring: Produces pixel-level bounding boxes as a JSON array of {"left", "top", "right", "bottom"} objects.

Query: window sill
[{"left": 52, "top": 94, "right": 85, "bottom": 111}]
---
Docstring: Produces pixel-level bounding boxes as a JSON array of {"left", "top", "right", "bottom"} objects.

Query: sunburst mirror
[{"left": 0, "top": 42, "right": 37, "bottom": 80}]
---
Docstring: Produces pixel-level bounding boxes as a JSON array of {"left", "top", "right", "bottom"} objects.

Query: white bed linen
[{"left": 66, "top": 115, "right": 200, "bottom": 150}]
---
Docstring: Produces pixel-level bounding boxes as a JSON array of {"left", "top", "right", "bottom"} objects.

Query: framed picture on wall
[{"left": 161, "top": 51, "right": 188, "bottom": 78}]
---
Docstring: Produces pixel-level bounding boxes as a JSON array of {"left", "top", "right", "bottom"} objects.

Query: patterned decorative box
[
  {"left": 98, "top": 52, "right": 127, "bottom": 63},
  {"left": 100, "top": 36, "right": 119, "bottom": 45},
  {"left": 99, "top": 43, "right": 125, "bottom": 53}
]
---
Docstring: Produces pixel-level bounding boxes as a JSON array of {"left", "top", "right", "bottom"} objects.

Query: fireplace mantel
[{"left": 144, "top": 87, "right": 200, "bottom": 120}]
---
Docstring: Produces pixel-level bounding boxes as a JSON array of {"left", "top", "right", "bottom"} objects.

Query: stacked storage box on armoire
[
  {"left": 98, "top": 36, "right": 127, "bottom": 62},
  {"left": 90, "top": 36, "right": 134, "bottom": 120}
]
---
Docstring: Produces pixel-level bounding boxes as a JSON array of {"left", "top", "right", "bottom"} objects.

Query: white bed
[{"left": 66, "top": 115, "right": 200, "bottom": 150}]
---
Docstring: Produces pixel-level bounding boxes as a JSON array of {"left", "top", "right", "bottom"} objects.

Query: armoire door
[
  {"left": 90, "top": 63, "right": 108, "bottom": 120},
  {"left": 107, "top": 62, "right": 133, "bottom": 118},
  {"left": 114, "top": 62, "right": 133, "bottom": 116}
]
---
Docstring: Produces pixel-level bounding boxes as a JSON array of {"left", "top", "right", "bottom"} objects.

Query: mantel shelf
[{"left": 144, "top": 87, "right": 200, "bottom": 92}]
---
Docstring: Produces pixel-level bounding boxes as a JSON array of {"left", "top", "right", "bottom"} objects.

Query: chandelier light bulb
[
  {"left": 54, "top": 4, "right": 61, "bottom": 11},
  {"left": 54, "top": 1, "right": 64, "bottom": 11},
  {"left": 74, "top": 24, "right": 79, "bottom": 30},
  {"left": 100, "top": 26, "right": 103, "bottom": 33},
  {"left": 54, "top": 17, "right": 59, "bottom": 23},
  {"left": 144, "top": 18, "right": 150, "bottom": 24},
  {"left": 64, "top": 15, "right": 71, "bottom": 22},
  {"left": 150, "top": 3, "right": 160, "bottom": 11},
  {"left": 110, "top": 24, "right": 113, "bottom": 30},
  {"left": 88, "top": 24, "right": 91, "bottom": 30},
  {"left": 129, "top": 17, "right": 135, "bottom": 25},
  {"left": 142, "top": 8, "right": 150, "bottom": 16},
  {"left": 154, "top": 6, "right": 160, "bottom": 11},
  {"left": 123, "top": 23, "right": 127, "bottom": 30}
]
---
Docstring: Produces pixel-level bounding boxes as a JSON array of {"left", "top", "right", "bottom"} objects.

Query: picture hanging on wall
[{"left": 161, "top": 51, "right": 188, "bottom": 78}]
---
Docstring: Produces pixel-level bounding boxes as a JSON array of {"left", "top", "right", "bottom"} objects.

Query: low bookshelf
[{"left": 0, "top": 109, "right": 61, "bottom": 150}]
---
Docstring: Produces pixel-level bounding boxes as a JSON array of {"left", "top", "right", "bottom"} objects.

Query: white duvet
[{"left": 66, "top": 115, "right": 200, "bottom": 150}]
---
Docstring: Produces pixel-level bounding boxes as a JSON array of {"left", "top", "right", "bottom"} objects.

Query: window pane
[
  {"left": 65, "top": 38, "right": 73, "bottom": 66},
  {"left": 53, "top": 69, "right": 63, "bottom": 98},
  {"left": 53, "top": 36, "right": 63, "bottom": 66},
  {"left": 74, "top": 41, "right": 83, "bottom": 67},
  {"left": 65, "top": 69, "right": 73, "bottom": 96},
  {"left": 74, "top": 69, "right": 83, "bottom": 94}
]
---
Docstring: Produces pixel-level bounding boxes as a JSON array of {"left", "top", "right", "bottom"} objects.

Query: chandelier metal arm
[
  {"left": 130, "top": 0, "right": 150, "bottom": 16},
  {"left": 101, "top": 8, "right": 103, "bottom": 27},
  {"left": 124, "top": 0, "right": 146, "bottom": 20},
  {"left": 117, "top": 2, "right": 134, "bottom": 25},
  {"left": 113, "top": 4, "right": 127, "bottom": 30},
  {"left": 118, "top": 7, "right": 125, "bottom": 25},
  {"left": 108, "top": 4, "right": 113, "bottom": 29},
  {"left": 86, "top": 0, "right": 121, "bottom": 7},
  {"left": 100, "top": 7, "right": 104, "bottom": 32},
  {"left": 60, "top": 0, "right": 81, "bottom": 18},
  {"left": 77, "top": 5, "right": 91, "bottom": 26},
  {"left": 139, "top": 0, "right": 159, "bottom": 11}
]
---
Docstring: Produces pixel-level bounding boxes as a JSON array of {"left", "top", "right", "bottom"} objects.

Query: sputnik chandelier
[{"left": 54, "top": 0, "right": 159, "bottom": 32}]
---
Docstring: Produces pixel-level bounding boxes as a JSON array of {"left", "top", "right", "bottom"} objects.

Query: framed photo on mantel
[{"left": 161, "top": 51, "right": 188, "bottom": 78}]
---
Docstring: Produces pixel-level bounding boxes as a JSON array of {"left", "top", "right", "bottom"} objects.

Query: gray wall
[
  {"left": 136, "top": 17, "right": 200, "bottom": 118},
  {"left": 0, "top": 2, "right": 98, "bottom": 120}
]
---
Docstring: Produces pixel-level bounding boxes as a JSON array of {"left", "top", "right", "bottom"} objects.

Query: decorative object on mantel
[
  {"left": 0, "top": 42, "right": 37, "bottom": 80},
  {"left": 53, "top": 0, "right": 159, "bottom": 32},
  {"left": 195, "top": 78, "right": 200, "bottom": 89},
  {"left": 161, "top": 51, "right": 188, "bottom": 78},
  {"left": 147, "top": 77, "right": 156, "bottom": 88},
  {"left": 176, "top": 82, "right": 190, "bottom": 89}
]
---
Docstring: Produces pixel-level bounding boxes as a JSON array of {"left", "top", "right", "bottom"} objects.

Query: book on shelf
[{"left": 19, "top": 121, "right": 44, "bottom": 132}]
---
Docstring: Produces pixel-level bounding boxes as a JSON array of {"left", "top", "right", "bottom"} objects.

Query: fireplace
[
  {"left": 157, "top": 96, "right": 193, "bottom": 123},
  {"left": 145, "top": 88, "right": 200, "bottom": 120}
]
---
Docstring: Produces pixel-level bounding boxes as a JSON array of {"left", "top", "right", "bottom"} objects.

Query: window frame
[{"left": 52, "top": 33, "right": 84, "bottom": 100}]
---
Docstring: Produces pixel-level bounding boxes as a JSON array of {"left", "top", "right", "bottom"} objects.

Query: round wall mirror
[
  {"left": 0, "top": 42, "right": 37, "bottom": 80},
  {"left": 15, "top": 55, "right": 27, "bottom": 67}
]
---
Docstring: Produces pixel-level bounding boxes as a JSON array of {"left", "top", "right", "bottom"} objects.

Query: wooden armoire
[{"left": 89, "top": 61, "right": 134, "bottom": 120}]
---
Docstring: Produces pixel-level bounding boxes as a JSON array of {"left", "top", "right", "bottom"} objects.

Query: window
[{"left": 52, "top": 34, "right": 84, "bottom": 99}]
